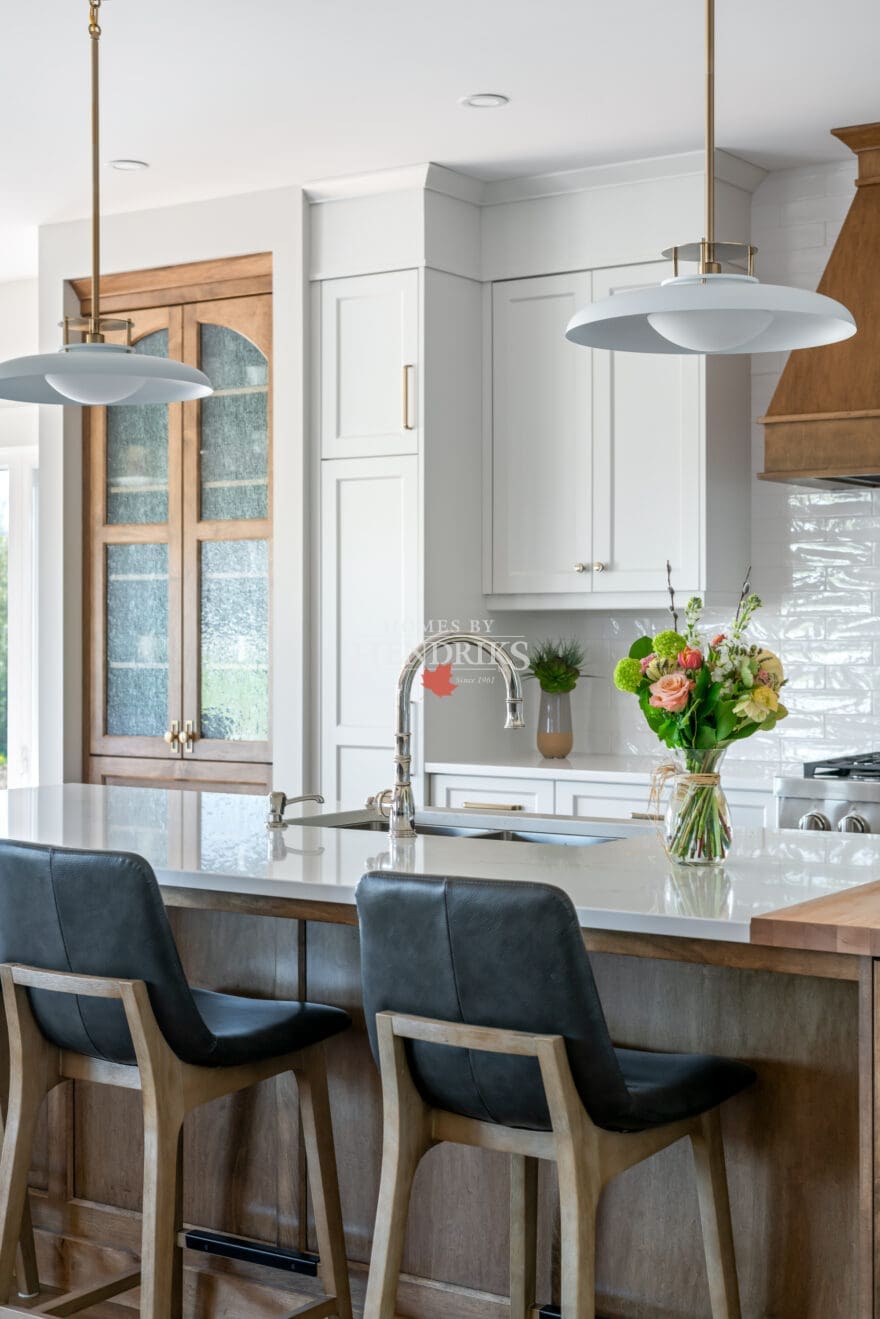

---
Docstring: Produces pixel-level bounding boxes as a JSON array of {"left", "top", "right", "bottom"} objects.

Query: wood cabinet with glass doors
[{"left": 82, "top": 256, "right": 273, "bottom": 793}]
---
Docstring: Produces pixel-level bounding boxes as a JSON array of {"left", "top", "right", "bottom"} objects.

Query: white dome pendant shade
[
  {"left": 0, "top": 0, "right": 213, "bottom": 408},
  {"left": 0, "top": 343, "right": 212, "bottom": 406},
  {"left": 566, "top": 272, "right": 856, "bottom": 356},
  {"left": 565, "top": 0, "right": 856, "bottom": 357}
]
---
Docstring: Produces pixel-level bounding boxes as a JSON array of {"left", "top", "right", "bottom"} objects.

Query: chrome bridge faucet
[{"left": 382, "top": 631, "right": 525, "bottom": 840}]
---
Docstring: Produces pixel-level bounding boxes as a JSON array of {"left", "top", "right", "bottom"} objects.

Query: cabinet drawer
[
  {"left": 429, "top": 774, "right": 555, "bottom": 814},
  {"left": 556, "top": 780, "right": 771, "bottom": 829}
]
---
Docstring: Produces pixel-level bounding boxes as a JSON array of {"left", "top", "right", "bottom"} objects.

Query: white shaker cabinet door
[
  {"left": 491, "top": 273, "right": 593, "bottom": 595},
  {"left": 321, "top": 270, "right": 419, "bottom": 459},
  {"left": 320, "top": 455, "right": 420, "bottom": 807},
  {"left": 591, "top": 263, "right": 703, "bottom": 595}
]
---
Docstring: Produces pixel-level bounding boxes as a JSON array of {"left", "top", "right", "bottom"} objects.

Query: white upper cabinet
[
  {"left": 591, "top": 263, "right": 702, "bottom": 595},
  {"left": 490, "top": 273, "right": 593, "bottom": 595},
  {"left": 320, "top": 270, "right": 419, "bottom": 458},
  {"left": 488, "top": 264, "right": 749, "bottom": 609}
]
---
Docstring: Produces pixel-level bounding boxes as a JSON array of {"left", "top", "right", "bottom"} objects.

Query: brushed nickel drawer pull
[{"left": 462, "top": 801, "right": 525, "bottom": 812}]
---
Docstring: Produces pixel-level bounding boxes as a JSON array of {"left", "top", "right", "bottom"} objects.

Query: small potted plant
[{"left": 526, "top": 638, "right": 585, "bottom": 759}]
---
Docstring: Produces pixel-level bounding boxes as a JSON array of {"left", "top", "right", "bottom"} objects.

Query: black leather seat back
[
  {"left": 0, "top": 840, "right": 216, "bottom": 1066},
  {"left": 356, "top": 872, "right": 632, "bottom": 1131}
]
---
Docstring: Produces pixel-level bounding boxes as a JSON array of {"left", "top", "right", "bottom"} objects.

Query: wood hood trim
[{"left": 759, "top": 123, "right": 880, "bottom": 485}]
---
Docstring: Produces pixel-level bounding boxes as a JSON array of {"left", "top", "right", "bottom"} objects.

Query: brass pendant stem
[
  {"left": 88, "top": 0, "right": 103, "bottom": 341},
  {"left": 703, "top": 0, "right": 716, "bottom": 271}
]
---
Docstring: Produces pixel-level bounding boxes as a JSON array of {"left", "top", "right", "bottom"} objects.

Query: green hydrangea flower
[
  {"left": 613, "top": 657, "right": 643, "bottom": 693},
  {"left": 652, "top": 629, "right": 687, "bottom": 659}
]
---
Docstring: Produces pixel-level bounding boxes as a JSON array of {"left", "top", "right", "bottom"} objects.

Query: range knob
[
  {"left": 838, "top": 812, "right": 870, "bottom": 834},
  {"left": 798, "top": 811, "right": 831, "bottom": 832}
]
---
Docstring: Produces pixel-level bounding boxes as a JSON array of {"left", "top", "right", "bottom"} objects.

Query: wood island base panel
[{"left": 3, "top": 786, "right": 880, "bottom": 1317}]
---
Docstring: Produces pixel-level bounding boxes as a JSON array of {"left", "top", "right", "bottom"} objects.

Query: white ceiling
[{"left": 1, "top": 0, "right": 876, "bottom": 281}]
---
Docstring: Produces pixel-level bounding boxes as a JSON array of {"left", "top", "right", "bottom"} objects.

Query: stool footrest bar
[{"left": 183, "top": 1228, "right": 319, "bottom": 1277}]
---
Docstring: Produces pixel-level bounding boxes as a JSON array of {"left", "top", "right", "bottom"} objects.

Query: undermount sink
[{"left": 331, "top": 819, "right": 614, "bottom": 846}]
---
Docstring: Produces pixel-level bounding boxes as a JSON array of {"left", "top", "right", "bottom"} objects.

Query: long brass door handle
[{"left": 402, "top": 364, "right": 414, "bottom": 431}]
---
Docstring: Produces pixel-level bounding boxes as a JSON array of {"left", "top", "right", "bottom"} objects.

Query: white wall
[
  {"left": 0, "top": 280, "right": 39, "bottom": 448},
  {"left": 37, "top": 187, "right": 306, "bottom": 787},
  {"left": 431, "top": 158, "right": 863, "bottom": 779}
]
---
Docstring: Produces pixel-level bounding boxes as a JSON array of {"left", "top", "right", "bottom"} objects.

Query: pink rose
[
  {"left": 649, "top": 672, "right": 695, "bottom": 713},
  {"left": 677, "top": 647, "right": 703, "bottom": 670},
  {"left": 640, "top": 652, "right": 657, "bottom": 674},
  {"left": 755, "top": 668, "right": 771, "bottom": 686}
]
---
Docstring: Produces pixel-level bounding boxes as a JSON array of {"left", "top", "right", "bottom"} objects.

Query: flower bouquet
[{"left": 612, "top": 575, "right": 787, "bottom": 864}]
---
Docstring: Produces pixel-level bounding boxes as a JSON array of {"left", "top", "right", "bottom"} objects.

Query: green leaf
[
  {"left": 703, "top": 681, "right": 722, "bottom": 711},
  {"left": 715, "top": 701, "right": 737, "bottom": 742},
  {"left": 629, "top": 636, "right": 654, "bottom": 661},
  {"left": 695, "top": 724, "right": 717, "bottom": 749}
]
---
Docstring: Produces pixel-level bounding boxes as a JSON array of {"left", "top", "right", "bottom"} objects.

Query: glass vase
[
  {"left": 536, "top": 690, "right": 573, "bottom": 759},
  {"left": 665, "top": 747, "right": 731, "bottom": 866}
]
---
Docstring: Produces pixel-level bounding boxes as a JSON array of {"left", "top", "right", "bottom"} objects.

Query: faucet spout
[{"left": 390, "top": 631, "right": 525, "bottom": 840}]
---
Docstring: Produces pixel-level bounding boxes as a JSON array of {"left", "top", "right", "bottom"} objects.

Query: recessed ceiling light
[
  {"left": 109, "top": 158, "right": 149, "bottom": 171},
  {"left": 460, "top": 93, "right": 509, "bottom": 109}
]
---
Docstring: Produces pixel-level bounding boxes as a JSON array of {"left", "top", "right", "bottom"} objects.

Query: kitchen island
[{"left": 1, "top": 784, "right": 878, "bottom": 1318}]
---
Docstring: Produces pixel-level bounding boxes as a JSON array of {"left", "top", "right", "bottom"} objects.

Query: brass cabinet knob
[
  {"left": 593, "top": 561, "right": 606, "bottom": 573},
  {"left": 573, "top": 562, "right": 586, "bottom": 573},
  {"left": 180, "top": 720, "right": 196, "bottom": 753},
  {"left": 163, "top": 722, "right": 179, "bottom": 747}
]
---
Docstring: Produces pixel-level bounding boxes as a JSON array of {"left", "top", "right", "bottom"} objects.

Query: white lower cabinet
[
  {"left": 320, "top": 455, "right": 420, "bottom": 807},
  {"left": 429, "top": 773, "right": 555, "bottom": 815},
  {"left": 429, "top": 771, "right": 770, "bottom": 830}
]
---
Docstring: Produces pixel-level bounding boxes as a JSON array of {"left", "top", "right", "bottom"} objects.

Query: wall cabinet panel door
[
  {"left": 321, "top": 455, "right": 419, "bottom": 806},
  {"left": 182, "top": 296, "right": 272, "bottom": 766},
  {"left": 591, "top": 262, "right": 703, "bottom": 595},
  {"left": 320, "top": 271, "right": 419, "bottom": 459},
  {"left": 491, "top": 272, "right": 592, "bottom": 595},
  {"left": 87, "top": 307, "right": 184, "bottom": 760}
]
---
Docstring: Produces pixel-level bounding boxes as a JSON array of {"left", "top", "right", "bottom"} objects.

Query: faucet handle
[{"left": 366, "top": 788, "right": 394, "bottom": 820}]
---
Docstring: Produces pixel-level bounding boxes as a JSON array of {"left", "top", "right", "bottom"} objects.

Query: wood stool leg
[
  {"left": 510, "top": 1154, "right": 538, "bottom": 1319},
  {"left": 556, "top": 1155, "right": 599, "bottom": 1319},
  {"left": 15, "top": 1199, "right": 39, "bottom": 1300},
  {"left": 296, "top": 1047, "right": 352, "bottom": 1319},
  {"left": 691, "top": 1108, "right": 742, "bottom": 1319},
  {"left": 363, "top": 1019, "right": 431, "bottom": 1319},
  {"left": 139, "top": 1106, "right": 184, "bottom": 1319}
]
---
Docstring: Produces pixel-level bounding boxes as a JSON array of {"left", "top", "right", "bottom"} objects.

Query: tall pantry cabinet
[{"left": 82, "top": 254, "right": 274, "bottom": 793}]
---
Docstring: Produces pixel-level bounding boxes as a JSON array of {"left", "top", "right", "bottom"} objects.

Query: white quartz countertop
[
  {"left": 0, "top": 784, "right": 876, "bottom": 947},
  {"left": 425, "top": 751, "right": 774, "bottom": 792}
]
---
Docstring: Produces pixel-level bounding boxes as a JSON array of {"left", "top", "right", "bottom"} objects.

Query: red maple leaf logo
[{"left": 422, "top": 662, "right": 458, "bottom": 698}]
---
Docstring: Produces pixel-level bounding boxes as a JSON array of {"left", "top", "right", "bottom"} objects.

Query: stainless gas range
[{"left": 774, "top": 753, "right": 880, "bottom": 832}]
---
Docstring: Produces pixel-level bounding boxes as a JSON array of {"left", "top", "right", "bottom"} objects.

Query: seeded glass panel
[
  {"left": 106, "top": 330, "right": 169, "bottom": 524},
  {"left": 200, "top": 539, "right": 269, "bottom": 741},
  {"left": 199, "top": 325, "right": 268, "bottom": 521},
  {"left": 106, "top": 543, "right": 168, "bottom": 736}
]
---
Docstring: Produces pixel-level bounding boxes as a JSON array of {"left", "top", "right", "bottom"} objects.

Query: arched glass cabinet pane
[
  {"left": 105, "top": 542, "right": 169, "bottom": 736},
  {"left": 199, "top": 538, "right": 269, "bottom": 740},
  {"left": 106, "top": 330, "right": 169, "bottom": 525},
  {"left": 199, "top": 324, "right": 268, "bottom": 521}
]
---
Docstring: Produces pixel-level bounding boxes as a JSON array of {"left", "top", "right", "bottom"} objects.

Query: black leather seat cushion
[
  {"left": 0, "top": 840, "right": 351, "bottom": 1069},
  {"left": 357, "top": 872, "right": 756, "bottom": 1134},
  {"left": 190, "top": 989, "right": 350, "bottom": 1068},
  {"left": 610, "top": 1048, "right": 756, "bottom": 1132}
]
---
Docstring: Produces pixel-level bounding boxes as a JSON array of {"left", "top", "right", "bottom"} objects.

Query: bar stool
[
  {"left": 0, "top": 840, "right": 353, "bottom": 1319},
  {"left": 356, "top": 872, "right": 756, "bottom": 1319}
]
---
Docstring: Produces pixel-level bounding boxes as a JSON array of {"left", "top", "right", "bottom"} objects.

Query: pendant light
[
  {"left": 565, "top": 0, "right": 856, "bottom": 356},
  {"left": 0, "top": 0, "right": 212, "bottom": 406}
]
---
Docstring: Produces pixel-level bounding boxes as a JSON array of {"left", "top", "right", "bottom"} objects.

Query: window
[{"left": 0, "top": 447, "right": 38, "bottom": 788}]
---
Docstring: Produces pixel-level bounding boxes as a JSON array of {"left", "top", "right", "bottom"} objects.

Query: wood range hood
[{"left": 760, "top": 122, "right": 880, "bottom": 488}]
